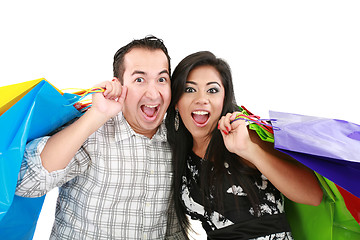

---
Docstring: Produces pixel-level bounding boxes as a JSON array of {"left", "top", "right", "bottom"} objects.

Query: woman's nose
[{"left": 195, "top": 92, "right": 209, "bottom": 104}]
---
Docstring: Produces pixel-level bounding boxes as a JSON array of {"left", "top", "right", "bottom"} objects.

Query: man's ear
[
  {"left": 112, "top": 77, "right": 124, "bottom": 85},
  {"left": 112, "top": 77, "right": 120, "bottom": 82}
]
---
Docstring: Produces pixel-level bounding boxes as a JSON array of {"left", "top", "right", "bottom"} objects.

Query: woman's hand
[
  {"left": 218, "top": 111, "right": 323, "bottom": 206},
  {"left": 218, "top": 112, "right": 255, "bottom": 160}
]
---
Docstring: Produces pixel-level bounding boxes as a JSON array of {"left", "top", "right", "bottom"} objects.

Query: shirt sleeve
[{"left": 15, "top": 136, "right": 91, "bottom": 198}]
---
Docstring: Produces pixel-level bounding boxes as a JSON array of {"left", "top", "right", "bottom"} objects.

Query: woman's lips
[{"left": 192, "top": 111, "right": 210, "bottom": 126}]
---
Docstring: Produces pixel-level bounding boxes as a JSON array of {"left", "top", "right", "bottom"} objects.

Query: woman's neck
[{"left": 192, "top": 136, "right": 211, "bottom": 159}]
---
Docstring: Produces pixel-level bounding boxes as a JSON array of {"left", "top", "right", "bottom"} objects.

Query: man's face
[{"left": 121, "top": 48, "right": 171, "bottom": 138}]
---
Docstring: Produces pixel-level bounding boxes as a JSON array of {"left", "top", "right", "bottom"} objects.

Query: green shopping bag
[{"left": 285, "top": 173, "right": 360, "bottom": 240}]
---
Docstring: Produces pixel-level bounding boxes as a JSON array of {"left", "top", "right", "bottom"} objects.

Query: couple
[{"left": 16, "top": 36, "right": 322, "bottom": 239}]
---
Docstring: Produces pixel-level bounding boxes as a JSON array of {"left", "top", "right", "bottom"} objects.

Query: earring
[{"left": 175, "top": 109, "right": 179, "bottom": 131}]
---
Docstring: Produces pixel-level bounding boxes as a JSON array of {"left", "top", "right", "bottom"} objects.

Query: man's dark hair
[{"left": 113, "top": 35, "right": 171, "bottom": 84}]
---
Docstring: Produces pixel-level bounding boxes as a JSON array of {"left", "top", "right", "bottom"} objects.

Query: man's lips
[{"left": 141, "top": 104, "right": 159, "bottom": 118}]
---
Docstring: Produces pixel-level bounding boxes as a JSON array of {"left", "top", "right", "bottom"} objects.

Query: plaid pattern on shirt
[{"left": 16, "top": 113, "right": 184, "bottom": 240}]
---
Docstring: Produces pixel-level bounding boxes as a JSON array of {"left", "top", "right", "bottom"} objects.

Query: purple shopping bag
[{"left": 269, "top": 111, "right": 360, "bottom": 198}]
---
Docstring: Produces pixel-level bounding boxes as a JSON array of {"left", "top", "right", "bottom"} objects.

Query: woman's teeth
[{"left": 192, "top": 111, "right": 209, "bottom": 125}]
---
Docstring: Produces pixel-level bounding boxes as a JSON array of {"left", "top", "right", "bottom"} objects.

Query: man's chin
[
  {"left": 141, "top": 118, "right": 162, "bottom": 129},
  {"left": 138, "top": 120, "right": 162, "bottom": 138}
]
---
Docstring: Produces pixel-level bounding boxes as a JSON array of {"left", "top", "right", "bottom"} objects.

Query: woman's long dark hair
[{"left": 166, "top": 51, "right": 260, "bottom": 238}]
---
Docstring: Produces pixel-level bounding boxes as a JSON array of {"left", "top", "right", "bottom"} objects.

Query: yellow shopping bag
[{"left": 0, "top": 78, "right": 64, "bottom": 116}]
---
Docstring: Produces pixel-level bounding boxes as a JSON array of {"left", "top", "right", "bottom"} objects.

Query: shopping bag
[
  {"left": 233, "top": 107, "right": 360, "bottom": 239},
  {"left": 267, "top": 111, "right": 360, "bottom": 239},
  {"left": 0, "top": 195, "right": 45, "bottom": 240},
  {"left": 0, "top": 79, "right": 82, "bottom": 239},
  {"left": 336, "top": 184, "right": 360, "bottom": 224},
  {"left": 269, "top": 110, "right": 360, "bottom": 199},
  {"left": 285, "top": 173, "right": 360, "bottom": 240},
  {"left": 237, "top": 106, "right": 275, "bottom": 142},
  {"left": 0, "top": 79, "right": 43, "bottom": 115}
]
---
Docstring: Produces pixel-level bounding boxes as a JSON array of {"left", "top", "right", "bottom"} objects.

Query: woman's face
[{"left": 176, "top": 65, "right": 225, "bottom": 141}]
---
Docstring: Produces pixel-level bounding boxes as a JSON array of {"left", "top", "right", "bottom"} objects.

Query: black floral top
[{"left": 181, "top": 152, "right": 293, "bottom": 240}]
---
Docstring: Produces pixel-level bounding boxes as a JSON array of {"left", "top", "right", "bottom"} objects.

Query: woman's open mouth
[{"left": 192, "top": 110, "right": 210, "bottom": 127}]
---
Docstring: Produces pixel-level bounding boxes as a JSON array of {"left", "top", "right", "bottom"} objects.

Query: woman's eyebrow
[
  {"left": 186, "top": 81, "right": 221, "bottom": 86},
  {"left": 206, "top": 81, "right": 221, "bottom": 86},
  {"left": 186, "top": 80, "right": 197, "bottom": 85}
]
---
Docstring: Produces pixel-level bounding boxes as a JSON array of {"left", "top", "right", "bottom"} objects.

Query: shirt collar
[{"left": 114, "top": 112, "right": 167, "bottom": 143}]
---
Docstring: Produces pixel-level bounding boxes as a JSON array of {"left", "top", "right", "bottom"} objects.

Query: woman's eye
[
  {"left": 135, "top": 77, "right": 144, "bottom": 83},
  {"left": 208, "top": 88, "right": 219, "bottom": 93},
  {"left": 185, "top": 87, "right": 195, "bottom": 93}
]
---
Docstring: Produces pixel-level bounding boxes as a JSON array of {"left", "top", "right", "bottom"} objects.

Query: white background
[{"left": 1, "top": 1, "right": 359, "bottom": 239}]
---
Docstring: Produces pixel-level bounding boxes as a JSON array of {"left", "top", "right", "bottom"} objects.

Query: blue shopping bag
[{"left": 0, "top": 79, "right": 81, "bottom": 239}]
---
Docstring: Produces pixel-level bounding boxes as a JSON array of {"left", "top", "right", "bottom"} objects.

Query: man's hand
[
  {"left": 91, "top": 78, "right": 128, "bottom": 119},
  {"left": 40, "top": 78, "right": 127, "bottom": 172}
]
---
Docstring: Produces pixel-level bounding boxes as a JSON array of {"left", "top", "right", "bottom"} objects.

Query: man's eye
[
  {"left": 135, "top": 77, "right": 144, "bottom": 83},
  {"left": 185, "top": 87, "right": 195, "bottom": 93},
  {"left": 158, "top": 77, "right": 167, "bottom": 83}
]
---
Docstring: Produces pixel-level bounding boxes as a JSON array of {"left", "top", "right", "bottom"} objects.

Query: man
[{"left": 16, "top": 36, "right": 184, "bottom": 239}]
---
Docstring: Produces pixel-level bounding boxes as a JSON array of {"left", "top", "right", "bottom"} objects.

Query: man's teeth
[
  {"left": 192, "top": 111, "right": 208, "bottom": 115},
  {"left": 145, "top": 105, "right": 157, "bottom": 108}
]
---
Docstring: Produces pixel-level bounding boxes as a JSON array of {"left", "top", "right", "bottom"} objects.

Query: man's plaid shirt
[{"left": 16, "top": 113, "right": 184, "bottom": 240}]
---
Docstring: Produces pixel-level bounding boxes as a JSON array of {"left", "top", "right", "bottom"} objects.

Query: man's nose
[{"left": 144, "top": 83, "right": 160, "bottom": 99}]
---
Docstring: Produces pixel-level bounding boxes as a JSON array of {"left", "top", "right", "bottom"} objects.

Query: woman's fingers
[{"left": 218, "top": 112, "right": 243, "bottom": 134}]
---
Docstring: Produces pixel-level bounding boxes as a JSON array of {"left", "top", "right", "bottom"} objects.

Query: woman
[{"left": 165, "top": 51, "right": 323, "bottom": 239}]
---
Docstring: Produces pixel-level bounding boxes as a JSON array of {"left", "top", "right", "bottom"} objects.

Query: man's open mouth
[{"left": 141, "top": 104, "right": 159, "bottom": 118}]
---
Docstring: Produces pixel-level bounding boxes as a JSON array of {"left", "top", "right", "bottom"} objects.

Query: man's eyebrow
[
  {"left": 132, "top": 70, "right": 146, "bottom": 75},
  {"left": 131, "top": 70, "right": 169, "bottom": 76},
  {"left": 159, "top": 70, "right": 169, "bottom": 75}
]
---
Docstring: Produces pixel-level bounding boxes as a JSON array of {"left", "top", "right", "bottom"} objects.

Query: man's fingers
[
  {"left": 100, "top": 80, "right": 123, "bottom": 100},
  {"left": 102, "top": 81, "right": 113, "bottom": 97},
  {"left": 117, "top": 86, "right": 128, "bottom": 104}
]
